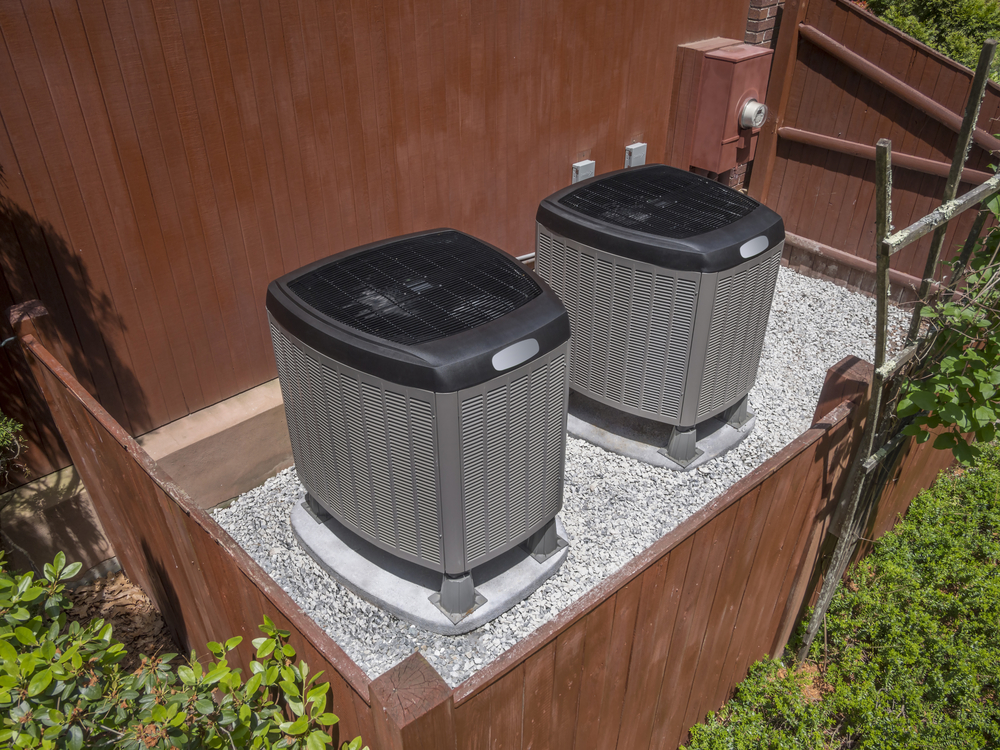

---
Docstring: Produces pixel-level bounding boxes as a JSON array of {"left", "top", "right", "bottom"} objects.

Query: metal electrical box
[{"left": 689, "top": 43, "right": 773, "bottom": 174}]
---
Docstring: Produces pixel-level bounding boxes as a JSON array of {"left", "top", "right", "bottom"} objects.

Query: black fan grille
[
  {"left": 287, "top": 231, "right": 541, "bottom": 345},
  {"left": 558, "top": 167, "right": 759, "bottom": 239}
]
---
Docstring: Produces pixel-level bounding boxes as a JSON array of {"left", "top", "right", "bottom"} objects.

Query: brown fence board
[
  {"left": 661, "top": 507, "right": 739, "bottom": 749},
  {"left": 693, "top": 489, "right": 766, "bottom": 716},
  {"left": 571, "top": 597, "right": 616, "bottom": 750},
  {"left": 756, "top": 0, "right": 1000, "bottom": 275},
  {"left": 615, "top": 553, "right": 677, "bottom": 750},
  {"left": 592, "top": 583, "right": 640, "bottom": 750}
]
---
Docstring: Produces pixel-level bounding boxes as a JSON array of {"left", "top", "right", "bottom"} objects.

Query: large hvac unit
[
  {"left": 534, "top": 164, "right": 784, "bottom": 465},
  {"left": 266, "top": 229, "right": 571, "bottom": 619}
]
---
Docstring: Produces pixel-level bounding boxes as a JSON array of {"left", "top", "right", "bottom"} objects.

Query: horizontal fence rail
[
  {"left": 10, "top": 300, "right": 957, "bottom": 750},
  {"left": 752, "top": 0, "right": 1000, "bottom": 283}
]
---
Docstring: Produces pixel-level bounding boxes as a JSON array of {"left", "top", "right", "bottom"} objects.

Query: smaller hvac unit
[
  {"left": 266, "top": 229, "right": 571, "bottom": 619},
  {"left": 534, "top": 164, "right": 784, "bottom": 465}
]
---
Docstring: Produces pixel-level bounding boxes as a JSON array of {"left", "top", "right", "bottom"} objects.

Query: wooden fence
[
  {"left": 10, "top": 300, "right": 957, "bottom": 750},
  {"left": 751, "top": 0, "right": 1000, "bottom": 289},
  {"left": 0, "top": 0, "right": 750, "bottom": 482}
]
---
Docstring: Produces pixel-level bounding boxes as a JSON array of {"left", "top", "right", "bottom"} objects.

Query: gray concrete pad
[
  {"left": 291, "top": 501, "right": 569, "bottom": 635},
  {"left": 567, "top": 392, "right": 756, "bottom": 471}
]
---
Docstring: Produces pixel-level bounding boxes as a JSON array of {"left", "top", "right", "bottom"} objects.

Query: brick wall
[{"left": 745, "top": 0, "right": 784, "bottom": 47}]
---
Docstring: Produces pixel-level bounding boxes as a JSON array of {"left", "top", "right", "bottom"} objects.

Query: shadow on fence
[{"left": 9, "top": 301, "right": 956, "bottom": 750}]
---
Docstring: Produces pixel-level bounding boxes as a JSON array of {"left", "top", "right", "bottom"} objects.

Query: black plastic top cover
[
  {"left": 536, "top": 164, "right": 785, "bottom": 273},
  {"left": 266, "top": 229, "right": 570, "bottom": 392}
]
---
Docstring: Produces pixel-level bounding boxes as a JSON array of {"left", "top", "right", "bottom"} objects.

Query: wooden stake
[
  {"left": 798, "top": 139, "right": 893, "bottom": 661},
  {"left": 907, "top": 40, "right": 997, "bottom": 340}
]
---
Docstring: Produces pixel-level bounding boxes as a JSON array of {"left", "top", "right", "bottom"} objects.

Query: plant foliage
[
  {"left": 683, "top": 442, "right": 1000, "bottom": 749},
  {"left": 864, "top": 0, "right": 1000, "bottom": 79},
  {"left": 0, "top": 411, "right": 26, "bottom": 487},
  {"left": 897, "top": 197, "right": 1000, "bottom": 464},
  {"left": 0, "top": 552, "right": 366, "bottom": 750}
]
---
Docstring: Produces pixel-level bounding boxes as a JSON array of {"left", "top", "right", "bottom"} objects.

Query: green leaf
[
  {"left": 20, "top": 587, "right": 44, "bottom": 602},
  {"left": 52, "top": 552, "right": 66, "bottom": 575},
  {"left": 973, "top": 405, "right": 996, "bottom": 424},
  {"left": 245, "top": 672, "right": 263, "bottom": 695},
  {"left": 195, "top": 698, "right": 215, "bottom": 715},
  {"left": 67, "top": 725, "right": 83, "bottom": 750},
  {"left": 934, "top": 432, "right": 958, "bottom": 450},
  {"left": 14, "top": 626, "right": 36, "bottom": 645},
  {"left": 307, "top": 731, "right": 328, "bottom": 750},
  {"left": 256, "top": 638, "right": 276, "bottom": 659},
  {"left": 27, "top": 669, "right": 52, "bottom": 697},
  {"left": 909, "top": 390, "right": 939, "bottom": 411},
  {"left": 953, "top": 439, "right": 976, "bottom": 464},
  {"left": 0, "top": 638, "right": 17, "bottom": 663},
  {"left": 59, "top": 562, "right": 82, "bottom": 580},
  {"left": 203, "top": 665, "right": 230, "bottom": 685},
  {"left": 287, "top": 717, "right": 309, "bottom": 735},
  {"left": 316, "top": 713, "right": 340, "bottom": 727},
  {"left": 177, "top": 666, "right": 196, "bottom": 685},
  {"left": 307, "top": 683, "right": 329, "bottom": 702},
  {"left": 225, "top": 636, "right": 243, "bottom": 652}
]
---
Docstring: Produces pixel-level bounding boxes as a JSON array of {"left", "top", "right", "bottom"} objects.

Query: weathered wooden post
[
  {"left": 369, "top": 653, "right": 457, "bottom": 750},
  {"left": 798, "top": 40, "right": 1000, "bottom": 660}
]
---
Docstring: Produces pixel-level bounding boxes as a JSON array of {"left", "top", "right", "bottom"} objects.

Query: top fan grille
[
  {"left": 287, "top": 231, "right": 541, "bottom": 345},
  {"left": 558, "top": 167, "right": 759, "bottom": 239}
]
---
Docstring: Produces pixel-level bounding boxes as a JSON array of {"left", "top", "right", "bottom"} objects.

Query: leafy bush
[
  {"left": 898, "top": 197, "right": 1000, "bottom": 464},
  {"left": 684, "top": 442, "right": 1000, "bottom": 749},
  {"left": 0, "top": 552, "right": 367, "bottom": 750},
  {"left": 865, "top": 0, "right": 1000, "bottom": 79},
  {"left": 0, "top": 411, "right": 26, "bottom": 486}
]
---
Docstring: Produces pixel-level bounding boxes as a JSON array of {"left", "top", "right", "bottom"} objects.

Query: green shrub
[
  {"left": 684, "top": 442, "right": 1000, "bottom": 749},
  {"left": 0, "top": 412, "right": 26, "bottom": 486},
  {"left": 865, "top": 0, "right": 1000, "bottom": 79},
  {"left": 0, "top": 552, "right": 367, "bottom": 750},
  {"left": 898, "top": 196, "right": 1000, "bottom": 465}
]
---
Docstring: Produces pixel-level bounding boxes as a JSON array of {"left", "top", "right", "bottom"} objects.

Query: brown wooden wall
[
  {"left": 0, "top": 0, "right": 752, "bottom": 480},
  {"left": 13, "top": 299, "right": 957, "bottom": 750},
  {"left": 751, "top": 0, "right": 1000, "bottom": 277}
]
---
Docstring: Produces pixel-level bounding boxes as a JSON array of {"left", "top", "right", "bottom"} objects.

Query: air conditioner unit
[
  {"left": 534, "top": 164, "right": 784, "bottom": 465},
  {"left": 266, "top": 229, "right": 570, "bottom": 620}
]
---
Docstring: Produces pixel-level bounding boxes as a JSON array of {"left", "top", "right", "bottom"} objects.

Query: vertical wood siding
[
  {"left": 0, "top": 0, "right": 750, "bottom": 476},
  {"left": 753, "top": 0, "right": 1000, "bottom": 275}
]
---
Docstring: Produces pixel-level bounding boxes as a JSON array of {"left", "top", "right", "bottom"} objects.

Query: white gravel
[{"left": 212, "top": 267, "right": 906, "bottom": 687}]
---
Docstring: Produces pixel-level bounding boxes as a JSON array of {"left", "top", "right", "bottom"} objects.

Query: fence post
[
  {"left": 369, "top": 653, "right": 457, "bottom": 750},
  {"left": 8, "top": 301, "right": 68, "bottom": 367}
]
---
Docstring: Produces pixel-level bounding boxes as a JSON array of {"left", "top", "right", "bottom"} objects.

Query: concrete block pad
[
  {"left": 567, "top": 392, "right": 755, "bottom": 471},
  {"left": 291, "top": 501, "right": 569, "bottom": 635}
]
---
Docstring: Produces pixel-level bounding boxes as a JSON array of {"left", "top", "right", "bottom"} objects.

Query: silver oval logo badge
[
  {"left": 491, "top": 338, "right": 539, "bottom": 371},
  {"left": 739, "top": 235, "right": 770, "bottom": 259}
]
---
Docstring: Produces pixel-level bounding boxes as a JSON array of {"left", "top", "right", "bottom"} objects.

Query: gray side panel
[
  {"left": 696, "top": 246, "right": 782, "bottom": 420},
  {"left": 536, "top": 227, "right": 700, "bottom": 425},
  {"left": 457, "top": 346, "right": 569, "bottom": 570},
  {"left": 269, "top": 319, "right": 444, "bottom": 571}
]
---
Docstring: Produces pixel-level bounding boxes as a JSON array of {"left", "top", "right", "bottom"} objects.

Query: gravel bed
[{"left": 212, "top": 267, "right": 907, "bottom": 687}]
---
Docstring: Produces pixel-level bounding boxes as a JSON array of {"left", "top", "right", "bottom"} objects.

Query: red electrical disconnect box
[{"left": 689, "top": 43, "right": 773, "bottom": 174}]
